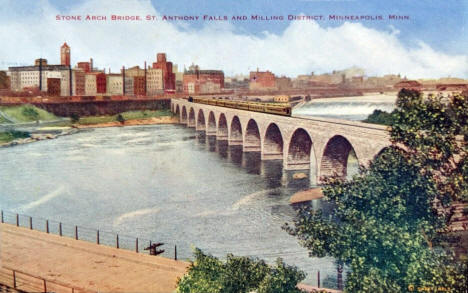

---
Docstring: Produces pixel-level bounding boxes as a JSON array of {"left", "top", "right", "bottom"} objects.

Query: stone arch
[
  {"left": 244, "top": 119, "right": 261, "bottom": 152},
  {"left": 181, "top": 106, "right": 187, "bottom": 123},
  {"left": 320, "top": 135, "right": 357, "bottom": 180},
  {"left": 197, "top": 109, "right": 206, "bottom": 130},
  {"left": 229, "top": 116, "right": 243, "bottom": 145},
  {"left": 287, "top": 128, "right": 313, "bottom": 170},
  {"left": 207, "top": 111, "right": 216, "bottom": 135},
  {"left": 217, "top": 113, "right": 228, "bottom": 140},
  {"left": 373, "top": 146, "right": 393, "bottom": 161},
  {"left": 263, "top": 123, "right": 283, "bottom": 160},
  {"left": 188, "top": 107, "right": 196, "bottom": 127}
]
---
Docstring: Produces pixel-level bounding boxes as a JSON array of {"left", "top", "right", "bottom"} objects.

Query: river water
[
  {"left": 0, "top": 95, "right": 395, "bottom": 286},
  {"left": 293, "top": 94, "right": 397, "bottom": 120},
  {"left": 0, "top": 124, "right": 339, "bottom": 285}
]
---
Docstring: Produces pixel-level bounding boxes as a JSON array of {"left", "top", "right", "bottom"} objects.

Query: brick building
[
  {"left": 249, "top": 70, "right": 277, "bottom": 91},
  {"left": 183, "top": 64, "right": 224, "bottom": 94},
  {"left": 77, "top": 61, "right": 91, "bottom": 73},
  {"left": 133, "top": 76, "right": 146, "bottom": 96},
  {"left": 146, "top": 68, "right": 163, "bottom": 96},
  {"left": 47, "top": 78, "right": 61, "bottom": 96},
  {"left": 106, "top": 74, "right": 123, "bottom": 95},
  {"left": 72, "top": 69, "right": 85, "bottom": 95},
  {"left": 60, "top": 42, "right": 70, "bottom": 67},
  {"left": 152, "top": 53, "right": 175, "bottom": 91},
  {"left": 8, "top": 59, "right": 70, "bottom": 95}
]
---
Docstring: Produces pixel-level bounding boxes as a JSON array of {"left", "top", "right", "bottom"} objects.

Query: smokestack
[
  {"left": 39, "top": 58, "right": 43, "bottom": 91},
  {"left": 90, "top": 58, "right": 93, "bottom": 72},
  {"left": 69, "top": 66, "right": 73, "bottom": 96},
  {"left": 122, "top": 66, "right": 126, "bottom": 96},
  {"left": 144, "top": 61, "right": 147, "bottom": 96}
]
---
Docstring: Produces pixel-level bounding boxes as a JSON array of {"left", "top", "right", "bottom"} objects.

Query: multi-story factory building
[{"left": 183, "top": 64, "right": 224, "bottom": 94}]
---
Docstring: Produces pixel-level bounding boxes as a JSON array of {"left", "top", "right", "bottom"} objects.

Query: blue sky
[{"left": 1, "top": 0, "right": 467, "bottom": 78}]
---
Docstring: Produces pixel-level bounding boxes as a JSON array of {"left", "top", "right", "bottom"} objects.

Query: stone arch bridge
[{"left": 171, "top": 99, "right": 391, "bottom": 182}]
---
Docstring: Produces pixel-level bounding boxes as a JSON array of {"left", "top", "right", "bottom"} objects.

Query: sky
[{"left": 1, "top": 0, "right": 467, "bottom": 78}]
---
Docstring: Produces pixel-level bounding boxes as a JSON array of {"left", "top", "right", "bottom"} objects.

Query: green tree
[
  {"left": 70, "top": 113, "right": 80, "bottom": 123},
  {"left": 284, "top": 90, "right": 468, "bottom": 292},
  {"left": 363, "top": 109, "right": 394, "bottom": 126},
  {"left": 116, "top": 113, "right": 125, "bottom": 124},
  {"left": 177, "top": 248, "right": 305, "bottom": 293}
]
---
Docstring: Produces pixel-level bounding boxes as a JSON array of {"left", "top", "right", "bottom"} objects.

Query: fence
[
  {"left": 0, "top": 210, "right": 179, "bottom": 260},
  {"left": 0, "top": 266, "right": 93, "bottom": 293}
]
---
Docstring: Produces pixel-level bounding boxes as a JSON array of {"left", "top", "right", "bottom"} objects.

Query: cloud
[{"left": 1, "top": 0, "right": 467, "bottom": 78}]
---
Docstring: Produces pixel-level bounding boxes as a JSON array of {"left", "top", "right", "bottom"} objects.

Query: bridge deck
[{"left": 0, "top": 223, "right": 189, "bottom": 292}]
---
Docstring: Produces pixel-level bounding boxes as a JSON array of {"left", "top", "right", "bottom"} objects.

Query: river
[
  {"left": 0, "top": 124, "right": 341, "bottom": 286},
  {"left": 0, "top": 95, "right": 395, "bottom": 287},
  {"left": 293, "top": 94, "right": 397, "bottom": 120}
]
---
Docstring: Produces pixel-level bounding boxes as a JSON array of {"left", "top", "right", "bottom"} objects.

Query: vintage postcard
[{"left": 0, "top": 0, "right": 466, "bottom": 292}]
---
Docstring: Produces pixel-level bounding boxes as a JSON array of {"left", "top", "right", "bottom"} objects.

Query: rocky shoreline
[
  {"left": 0, "top": 116, "right": 179, "bottom": 148},
  {"left": 0, "top": 128, "right": 80, "bottom": 148}
]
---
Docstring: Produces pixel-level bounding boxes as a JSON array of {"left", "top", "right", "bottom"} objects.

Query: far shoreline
[{"left": 73, "top": 115, "right": 179, "bottom": 129}]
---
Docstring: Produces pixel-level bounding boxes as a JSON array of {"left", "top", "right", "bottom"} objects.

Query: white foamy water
[
  {"left": 19, "top": 186, "right": 66, "bottom": 212},
  {"left": 293, "top": 94, "right": 397, "bottom": 121},
  {"left": 113, "top": 207, "right": 161, "bottom": 226}
]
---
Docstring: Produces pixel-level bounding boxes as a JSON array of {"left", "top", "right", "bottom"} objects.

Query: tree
[
  {"left": 284, "top": 90, "right": 468, "bottom": 292},
  {"left": 70, "top": 113, "right": 80, "bottom": 123},
  {"left": 116, "top": 114, "right": 125, "bottom": 124},
  {"left": 177, "top": 248, "right": 305, "bottom": 293},
  {"left": 363, "top": 109, "right": 394, "bottom": 126}
]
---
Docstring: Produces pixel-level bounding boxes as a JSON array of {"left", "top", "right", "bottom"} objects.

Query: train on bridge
[{"left": 189, "top": 97, "right": 292, "bottom": 116}]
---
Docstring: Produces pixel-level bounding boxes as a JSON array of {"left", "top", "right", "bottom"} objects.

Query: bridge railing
[{"left": 0, "top": 210, "right": 180, "bottom": 260}]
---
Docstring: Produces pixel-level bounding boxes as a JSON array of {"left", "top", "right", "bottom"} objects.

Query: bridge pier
[
  {"left": 229, "top": 138, "right": 243, "bottom": 146},
  {"left": 284, "top": 160, "right": 310, "bottom": 171},
  {"left": 188, "top": 121, "right": 196, "bottom": 128},
  {"left": 206, "top": 129, "right": 217, "bottom": 136},
  {"left": 217, "top": 133, "right": 228, "bottom": 141},
  {"left": 261, "top": 152, "right": 283, "bottom": 160},
  {"left": 243, "top": 145, "right": 261, "bottom": 152}
]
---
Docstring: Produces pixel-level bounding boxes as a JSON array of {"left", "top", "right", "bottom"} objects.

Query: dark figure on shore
[{"left": 144, "top": 242, "right": 165, "bottom": 256}]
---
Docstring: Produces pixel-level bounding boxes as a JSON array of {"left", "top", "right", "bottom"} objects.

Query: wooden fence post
[
  {"left": 12, "top": 270, "right": 16, "bottom": 289},
  {"left": 97, "top": 230, "right": 100, "bottom": 244},
  {"left": 75, "top": 226, "right": 78, "bottom": 240},
  {"left": 136, "top": 238, "right": 138, "bottom": 253},
  {"left": 317, "top": 270, "right": 320, "bottom": 288},
  {"left": 116, "top": 234, "right": 119, "bottom": 248},
  {"left": 16, "top": 214, "right": 19, "bottom": 226},
  {"left": 46, "top": 220, "right": 49, "bottom": 233},
  {"left": 59, "top": 222, "right": 62, "bottom": 236},
  {"left": 175, "top": 245, "right": 177, "bottom": 260},
  {"left": 30, "top": 217, "right": 33, "bottom": 230},
  {"left": 1, "top": 210, "right": 4, "bottom": 223}
]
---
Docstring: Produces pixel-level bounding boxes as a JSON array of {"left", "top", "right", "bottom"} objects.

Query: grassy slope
[
  {"left": 0, "top": 130, "right": 30, "bottom": 143},
  {"left": 0, "top": 105, "right": 58, "bottom": 122},
  {"left": 78, "top": 109, "right": 173, "bottom": 125}
]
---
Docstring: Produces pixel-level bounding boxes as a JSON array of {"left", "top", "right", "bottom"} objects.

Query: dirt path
[{"left": 0, "top": 223, "right": 188, "bottom": 292}]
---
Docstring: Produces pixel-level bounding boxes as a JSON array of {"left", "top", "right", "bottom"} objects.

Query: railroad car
[{"left": 189, "top": 97, "right": 291, "bottom": 116}]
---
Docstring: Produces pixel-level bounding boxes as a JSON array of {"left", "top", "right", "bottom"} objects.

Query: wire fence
[
  {"left": 0, "top": 266, "right": 93, "bottom": 293},
  {"left": 0, "top": 209, "right": 345, "bottom": 291},
  {"left": 0, "top": 210, "right": 179, "bottom": 260}
]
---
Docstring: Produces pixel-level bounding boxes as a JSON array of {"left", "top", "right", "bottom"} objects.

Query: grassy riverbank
[
  {"left": 0, "top": 130, "right": 30, "bottom": 143},
  {"left": 76, "top": 109, "right": 173, "bottom": 125},
  {"left": 0, "top": 105, "right": 58, "bottom": 123}
]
